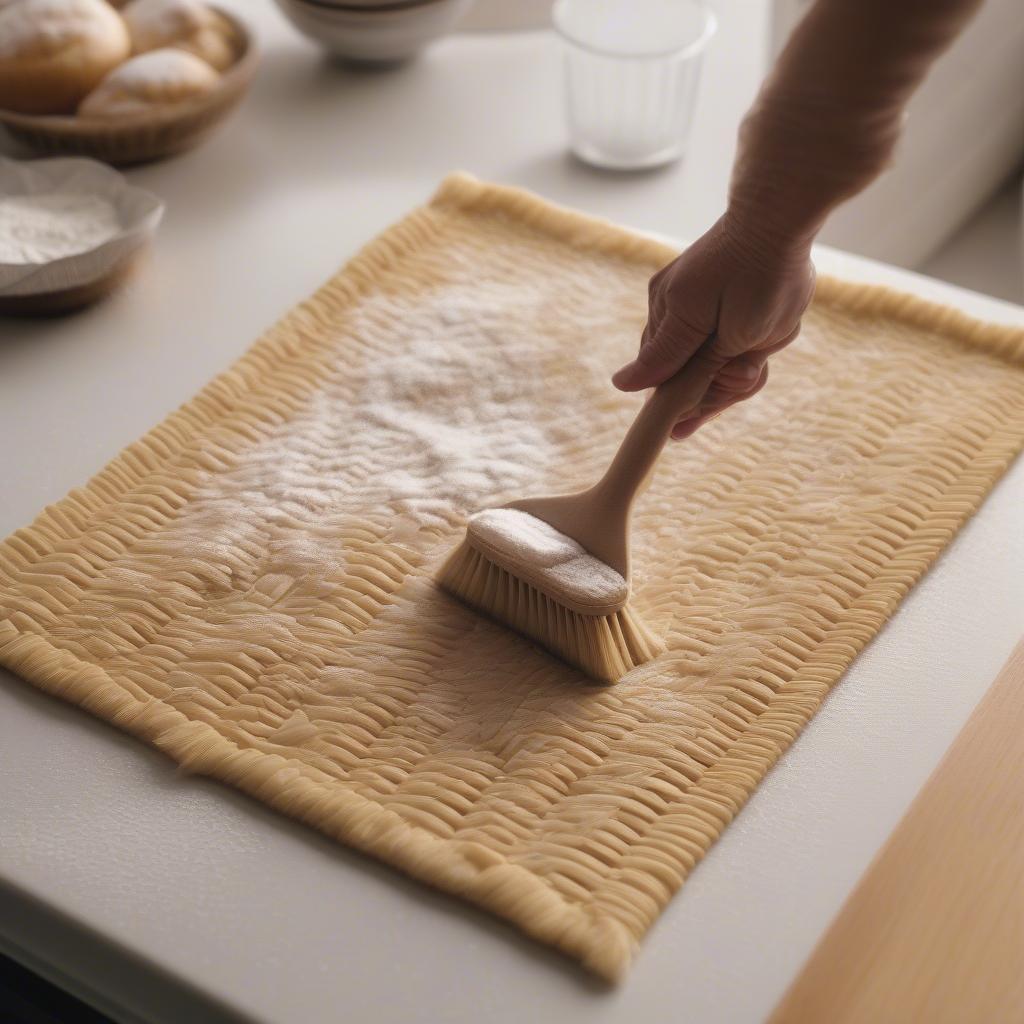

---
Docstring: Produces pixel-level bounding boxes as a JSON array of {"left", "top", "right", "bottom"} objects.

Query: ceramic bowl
[
  {"left": 273, "top": 0, "right": 475, "bottom": 64},
  {"left": 0, "top": 8, "right": 259, "bottom": 166},
  {"left": 0, "top": 156, "right": 164, "bottom": 315},
  {"left": 308, "top": 0, "right": 453, "bottom": 7}
]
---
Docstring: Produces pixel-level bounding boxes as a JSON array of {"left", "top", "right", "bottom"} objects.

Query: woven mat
[{"left": 2, "top": 175, "right": 1023, "bottom": 983}]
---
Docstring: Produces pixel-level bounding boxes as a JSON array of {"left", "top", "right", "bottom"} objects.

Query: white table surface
[{"left": 1, "top": 4, "right": 1023, "bottom": 1022}]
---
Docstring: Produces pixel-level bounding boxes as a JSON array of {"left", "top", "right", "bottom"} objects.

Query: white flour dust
[
  {"left": 338, "top": 284, "right": 559, "bottom": 526},
  {"left": 168, "top": 281, "right": 564, "bottom": 584},
  {"left": 0, "top": 193, "right": 121, "bottom": 264}
]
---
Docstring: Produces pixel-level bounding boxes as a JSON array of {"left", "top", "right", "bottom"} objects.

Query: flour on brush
[
  {"left": 468, "top": 508, "right": 628, "bottom": 607},
  {"left": 0, "top": 193, "right": 121, "bottom": 264}
]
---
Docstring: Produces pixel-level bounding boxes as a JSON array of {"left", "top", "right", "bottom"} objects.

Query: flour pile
[{"left": 0, "top": 193, "right": 121, "bottom": 264}]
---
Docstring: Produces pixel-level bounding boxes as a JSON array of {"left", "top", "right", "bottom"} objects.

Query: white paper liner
[{"left": 0, "top": 156, "right": 164, "bottom": 297}]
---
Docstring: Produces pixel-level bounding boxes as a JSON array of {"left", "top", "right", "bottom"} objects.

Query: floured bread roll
[
  {"left": 0, "top": 0, "right": 131, "bottom": 114},
  {"left": 78, "top": 46, "right": 219, "bottom": 117},
  {"left": 122, "top": 0, "right": 236, "bottom": 71}
]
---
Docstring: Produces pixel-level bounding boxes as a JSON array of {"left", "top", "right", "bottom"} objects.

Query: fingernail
[{"left": 737, "top": 363, "right": 760, "bottom": 381}]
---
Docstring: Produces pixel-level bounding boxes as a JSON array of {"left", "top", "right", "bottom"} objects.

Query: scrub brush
[{"left": 439, "top": 355, "right": 721, "bottom": 682}]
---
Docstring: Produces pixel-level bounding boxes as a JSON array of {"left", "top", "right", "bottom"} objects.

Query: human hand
[{"left": 612, "top": 215, "right": 816, "bottom": 440}]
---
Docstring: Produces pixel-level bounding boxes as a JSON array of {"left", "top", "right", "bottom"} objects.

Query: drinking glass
[{"left": 553, "top": 0, "right": 717, "bottom": 170}]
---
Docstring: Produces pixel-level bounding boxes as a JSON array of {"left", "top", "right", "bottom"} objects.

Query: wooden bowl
[
  {"left": 0, "top": 8, "right": 259, "bottom": 166},
  {"left": 0, "top": 254, "right": 140, "bottom": 317}
]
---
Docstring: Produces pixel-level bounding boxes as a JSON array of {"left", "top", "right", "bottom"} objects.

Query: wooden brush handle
[
  {"left": 508, "top": 352, "right": 722, "bottom": 581},
  {"left": 594, "top": 353, "right": 721, "bottom": 506}
]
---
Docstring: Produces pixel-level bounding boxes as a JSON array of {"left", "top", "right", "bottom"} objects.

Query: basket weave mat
[{"left": 2, "top": 175, "right": 1023, "bottom": 982}]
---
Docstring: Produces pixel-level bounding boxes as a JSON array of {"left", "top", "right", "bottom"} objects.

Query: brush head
[
  {"left": 438, "top": 509, "right": 664, "bottom": 683},
  {"left": 467, "top": 508, "right": 629, "bottom": 615}
]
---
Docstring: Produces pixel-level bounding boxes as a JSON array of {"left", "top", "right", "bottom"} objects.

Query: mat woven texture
[{"left": 2, "top": 175, "right": 1023, "bottom": 982}]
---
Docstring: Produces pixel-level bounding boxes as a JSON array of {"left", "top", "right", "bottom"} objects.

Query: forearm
[{"left": 726, "top": 0, "right": 983, "bottom": 258}]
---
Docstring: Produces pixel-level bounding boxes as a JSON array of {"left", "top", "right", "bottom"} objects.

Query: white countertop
[{"left": 2, "top": 4, "right": 1023, "bottom": 1022}]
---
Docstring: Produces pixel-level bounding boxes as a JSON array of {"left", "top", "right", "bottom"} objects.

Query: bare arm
[
  {"left": 614, "top": 0, "right": 985, "bottom": 439},
  {"left": 730, "top": 0, "right": 984, "bottom": 253}
]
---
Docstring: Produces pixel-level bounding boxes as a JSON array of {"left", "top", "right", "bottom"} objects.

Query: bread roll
[
  {"left": 0, "top": 0, "right": 131, "bottom": 114},
  {"left": 78, "top": 46, "right": 219, "bottom": 118},
  {"left": 122, "top": 0, "right": 236, "bottom": 72}
]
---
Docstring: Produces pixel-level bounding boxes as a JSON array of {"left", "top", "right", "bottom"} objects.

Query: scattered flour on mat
[
  {"left": 338, "top": 285, "right": 562, "bottom": 529},
  {"left": 170, "top": 282, "right": 567, "bottom": 583}
]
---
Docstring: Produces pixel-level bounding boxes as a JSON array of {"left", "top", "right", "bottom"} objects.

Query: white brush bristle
[{"left": 438, "top": 540, "right": 664, "bottom": 683}]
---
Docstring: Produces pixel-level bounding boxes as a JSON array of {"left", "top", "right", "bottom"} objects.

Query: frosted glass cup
[{"left": 554, "top": 0, "right": 717, "bottom": 170}]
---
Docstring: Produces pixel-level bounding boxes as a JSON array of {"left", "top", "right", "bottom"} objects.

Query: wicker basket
[{"left": 0, "top": 9, "right": 258, "bottom": 166}]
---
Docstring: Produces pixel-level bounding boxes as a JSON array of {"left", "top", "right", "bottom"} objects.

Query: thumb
[{"left": 612, "top": 315, "right": 711, "bottom": 392}]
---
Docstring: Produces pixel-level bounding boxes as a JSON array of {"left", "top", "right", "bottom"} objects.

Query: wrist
[{"left": 719, "top": 202, "right": 815, "bottom": 271}]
